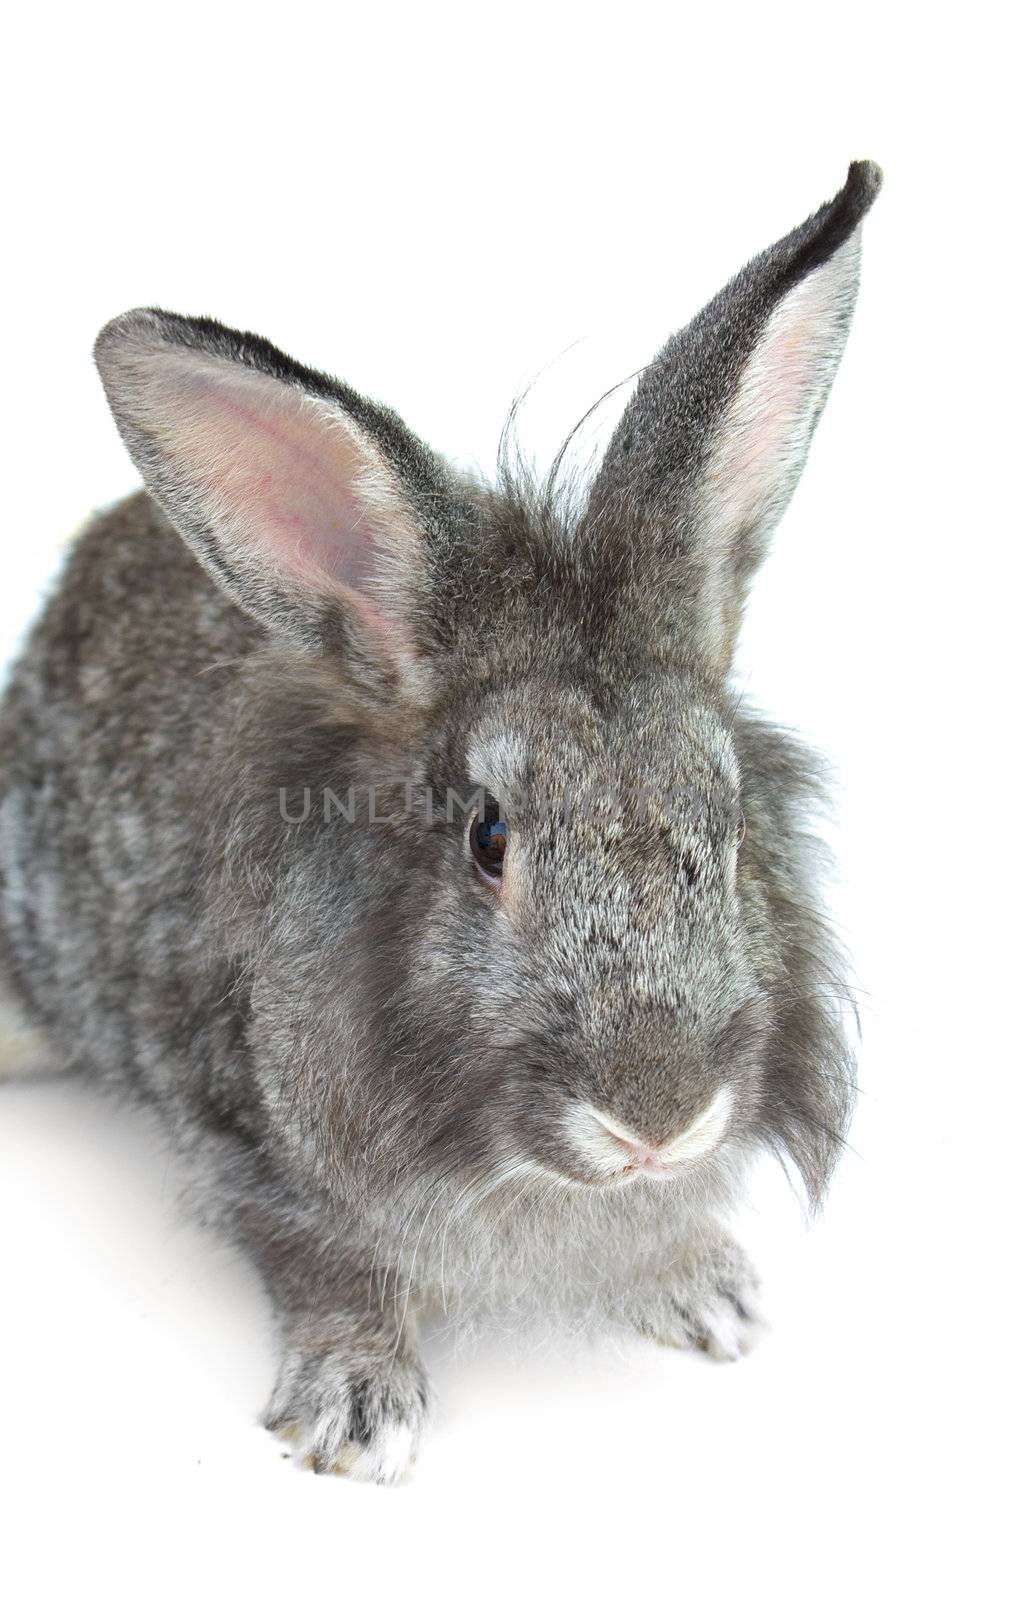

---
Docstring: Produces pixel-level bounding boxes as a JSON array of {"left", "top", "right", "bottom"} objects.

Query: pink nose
[
  {"left": 582, "top": 1091, "right": 732, "bottom": 1178},
  {"left": 601, "top": 1127, "right": 668, "bottom": 1170}
]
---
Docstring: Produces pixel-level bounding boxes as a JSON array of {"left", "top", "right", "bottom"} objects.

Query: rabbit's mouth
[{"left": 555, "top": 1088, "right": 733, "bottom": 1187}]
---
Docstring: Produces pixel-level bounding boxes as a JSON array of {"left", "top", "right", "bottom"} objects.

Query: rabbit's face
[{"left": 400, "top": 669, "right": 772, "bottom": 1192}]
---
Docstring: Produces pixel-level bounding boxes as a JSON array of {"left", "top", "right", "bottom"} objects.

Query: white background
[{"left": 2, "top": 5, "right": 1007, "bottom": 1596}]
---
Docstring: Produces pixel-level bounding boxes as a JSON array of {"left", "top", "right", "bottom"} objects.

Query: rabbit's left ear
[
  {"left": 94, "top": 309, "right": 458, "bottom": 700},
  {"left": 585, "top": 161, "right": 882, "bottom": 674}
]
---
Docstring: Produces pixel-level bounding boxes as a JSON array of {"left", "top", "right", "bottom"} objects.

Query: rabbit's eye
[{"left": 469, "top": 802, "right": 509, "bottom": 885}]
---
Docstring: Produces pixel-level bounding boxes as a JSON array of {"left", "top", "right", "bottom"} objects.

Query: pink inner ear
[
  {"left": 143, "top": 352, "right": 411, "bottom": 657},
  {"left": 178, "top": 365, "right": 384, "bottom": 592},
  {"left": 706, "top": 248, "right": 852, "bottom": 540}
]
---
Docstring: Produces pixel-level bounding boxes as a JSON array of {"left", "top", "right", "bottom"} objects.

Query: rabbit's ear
[
  {"left": 95, "top": 309, "right": 447, "bottom": 691},
  {"left": 585, "top": 161, "right": 882, "bottom": 674}
]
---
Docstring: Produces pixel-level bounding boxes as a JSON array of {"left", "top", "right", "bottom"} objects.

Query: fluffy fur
[{"left": 0, "top": 162, "right": 880, "bottom": 1482}]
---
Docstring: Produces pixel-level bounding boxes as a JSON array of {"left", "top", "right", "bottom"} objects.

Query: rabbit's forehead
[{"left": 464, "top": 682, "right": 739, "bottom": 812}]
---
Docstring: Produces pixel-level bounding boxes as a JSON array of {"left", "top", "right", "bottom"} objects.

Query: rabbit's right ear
[
  {"left": 95, "top": 310, "right": 451, "bottom": 698},
  {"left": 584, "top": 161, "right": 882, "bottom": 676}
]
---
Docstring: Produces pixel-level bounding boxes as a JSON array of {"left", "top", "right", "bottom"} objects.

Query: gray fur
[{"left": 0, "top": 162, "right": 879, "bottom": 1481}]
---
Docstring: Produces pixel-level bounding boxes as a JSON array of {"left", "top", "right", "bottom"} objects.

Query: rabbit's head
[{"left": 95, "top": 163, "right": 879, "bottom": 1212}]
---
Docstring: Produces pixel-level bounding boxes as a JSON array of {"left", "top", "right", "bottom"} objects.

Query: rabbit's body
[{"left": 0, "top": 163, "right": 878, "bottom": 1481}]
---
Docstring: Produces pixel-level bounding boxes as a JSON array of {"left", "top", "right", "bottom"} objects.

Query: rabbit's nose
[
  {"left": 588, "top": 1112, "right": 670, "bottom": 1170},
  {"left": 575, "top": 1089, "right": 732, "bottom": 1178}
]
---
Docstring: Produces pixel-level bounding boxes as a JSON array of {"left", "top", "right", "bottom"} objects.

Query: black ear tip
[
  {"left": 845, "top": 159, "right": 884, "bottom": 214},
  {"left": 800, "top": 161, "right": 881, "bottom": 267}
]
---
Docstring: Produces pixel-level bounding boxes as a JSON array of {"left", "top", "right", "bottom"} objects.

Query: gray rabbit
[{"left": 0, "top": 162, "right": 879, "bottom": 1482}]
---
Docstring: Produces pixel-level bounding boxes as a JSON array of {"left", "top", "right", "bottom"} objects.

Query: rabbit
[{"left": 0, "top": 160, "right": 880, "bottom": 1483}]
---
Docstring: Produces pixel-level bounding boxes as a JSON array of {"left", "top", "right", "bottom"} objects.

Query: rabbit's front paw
[
  {"left": 636, "top": 1240, "right": 767, "bottom": 1361},
  {"left": 264, "top": 1345, "right": 430, "bottom": 1485}
]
